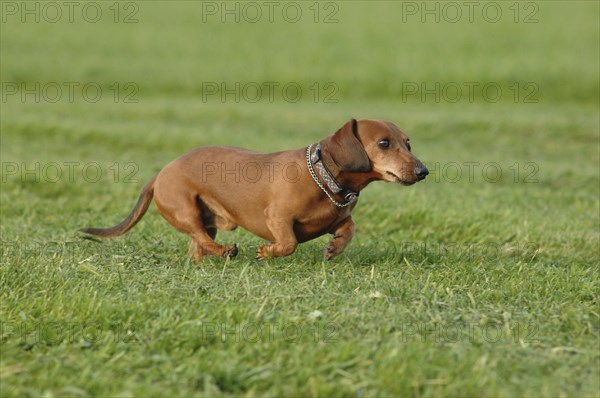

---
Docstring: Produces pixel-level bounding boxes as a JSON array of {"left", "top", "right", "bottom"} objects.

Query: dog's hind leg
[
  {"left": 185, "top": 227, "right": 220, "bottom": 259},
  {"left": 154, "top": 188, "right": 237, "bottom": 261}
]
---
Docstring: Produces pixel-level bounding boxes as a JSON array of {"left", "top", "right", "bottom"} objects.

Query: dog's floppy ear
[{"left": 325, "top": 119, "right": 371, "bottom": 172}]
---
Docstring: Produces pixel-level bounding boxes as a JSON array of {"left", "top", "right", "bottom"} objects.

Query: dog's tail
[{"left": 80, "top": 175, "right": 158, "bottom": 238}]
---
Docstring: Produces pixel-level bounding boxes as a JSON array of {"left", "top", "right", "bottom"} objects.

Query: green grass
[{"left": 1, "top": 1, "right": 599, "bottom": 397}]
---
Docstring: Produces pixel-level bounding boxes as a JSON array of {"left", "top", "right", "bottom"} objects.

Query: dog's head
[{"left": 323, "top": 119, "right": 428, "bottom": 185}]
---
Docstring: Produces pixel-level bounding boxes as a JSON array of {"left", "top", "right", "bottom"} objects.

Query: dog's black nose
[{"left": 415, "top": 165, "right": 429, "bottom": 180}]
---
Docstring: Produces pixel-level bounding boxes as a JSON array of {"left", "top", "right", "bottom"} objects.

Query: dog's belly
[
  {"left": 201, "top": 194, "right": 342, "bottom": 243},
  {"left": 198, "top": 192, "right": 275, "bottom": 240}
]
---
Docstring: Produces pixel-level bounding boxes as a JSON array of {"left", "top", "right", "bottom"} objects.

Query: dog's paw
[
  {"left": 256, "top": 242, "right": 296, "bottom": 260},
  {"left": 254, "top": 242, "right": 273, "bottom": 261},
  {"left": 254, "top": 245, "right": 269, "bottom": 261},
  {"left": 255, "top": 244, "right": 271, "bottom": 261},
  {"left": 324, "top": 234, "right": 344, "bottom": 261},
  {"left": 223, "top": 243, "right": 238, "bottom": 259}
]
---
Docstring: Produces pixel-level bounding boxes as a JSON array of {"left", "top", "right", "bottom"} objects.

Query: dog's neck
[{"left": 318, "top": 143, "right": 379, "bottom": 193}]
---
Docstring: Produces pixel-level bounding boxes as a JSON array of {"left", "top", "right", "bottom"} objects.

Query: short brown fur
[{"left": 80, "top": 119, "right": 428, "bottom": 261}]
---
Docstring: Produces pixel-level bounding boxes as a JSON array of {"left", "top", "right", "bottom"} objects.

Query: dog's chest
[{"left": 294, "top": 204, "right": 352, "bottom": 242}]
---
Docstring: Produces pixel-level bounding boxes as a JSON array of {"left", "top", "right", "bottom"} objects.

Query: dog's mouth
[{"left": 386, "top": 171, "right": 416, "bottom": 186}]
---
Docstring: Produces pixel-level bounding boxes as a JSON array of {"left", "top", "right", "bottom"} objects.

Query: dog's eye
[
  {"left": 378, "top": 139, "right": 390, "bottom": 149},
  {"left": 406, "top": 141, "right": 412, "bottom": 151}
]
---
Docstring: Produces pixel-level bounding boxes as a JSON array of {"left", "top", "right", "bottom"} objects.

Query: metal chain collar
[{"left": 306, "top": 144, "right": 357, "bottom": 208}]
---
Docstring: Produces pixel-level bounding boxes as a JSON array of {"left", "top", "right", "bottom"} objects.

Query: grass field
[{"left": 1, "top": 1, "right": 599, "bottom": 397}]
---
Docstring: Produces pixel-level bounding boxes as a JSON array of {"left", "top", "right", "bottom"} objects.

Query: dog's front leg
[
  {"left": 256, "top": 217, "right": 297, "bottom": 261},
  {"left": 324, "top": 216, "right": 355, "bottom": 260}
]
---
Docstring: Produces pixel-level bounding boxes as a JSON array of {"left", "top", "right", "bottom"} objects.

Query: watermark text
[
  {"left": 200, "top": 1, "right": 339, "bottom": 23},
  {"left": 2, "top": 162, "right": 139, "bottom": 184},
  {"left": 2, "top": 82, "right": 139, "bottom": 104},
  {"left": 400, "top": 1, "right": 539, "bottom": 23},
  {"left": 401, "top": 81, "right": 539, "bottom": 103},
  {"left": 201, "top": 81, "right": 338, "bottom": 103},
  {"left": 1, "top": 1, "right": 139, "bottom": 23}
]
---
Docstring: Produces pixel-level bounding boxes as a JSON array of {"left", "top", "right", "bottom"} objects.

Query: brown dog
[{"left": 81, "top": 119, "right": 428, "bottom": 261}]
